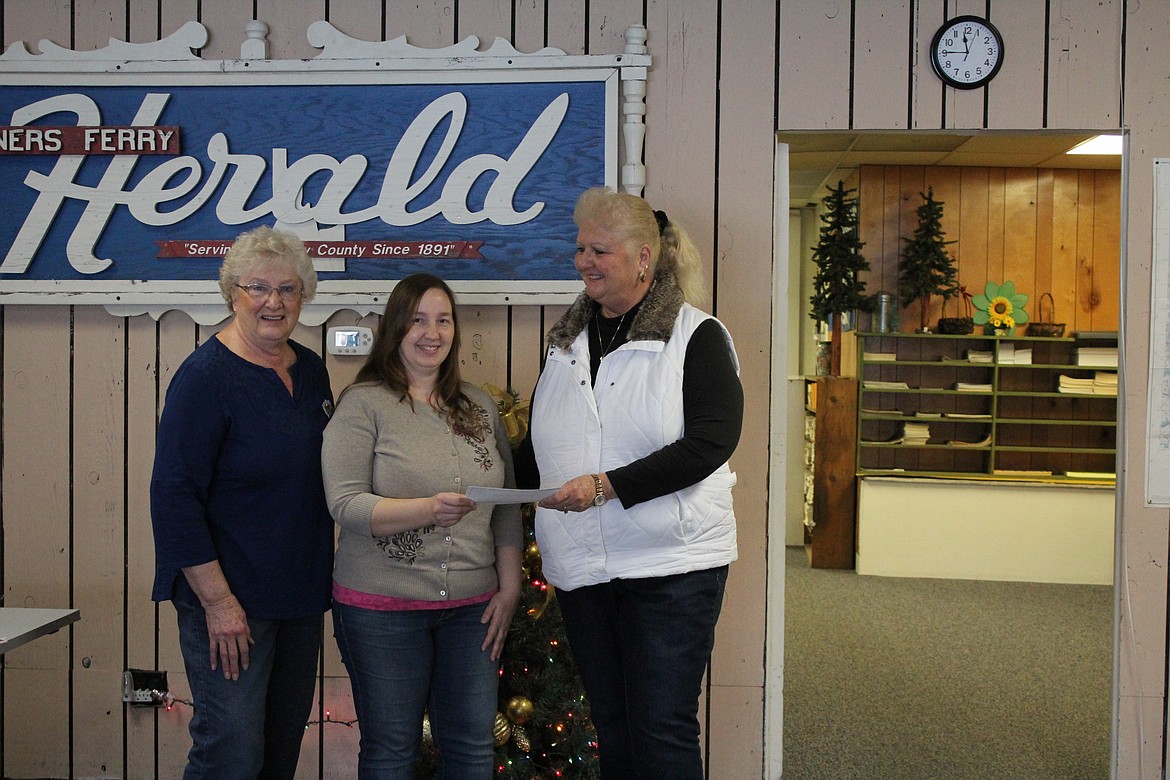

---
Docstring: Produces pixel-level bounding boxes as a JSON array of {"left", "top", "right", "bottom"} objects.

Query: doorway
[{"left": 767, "top": 129, "right": 1122, "bottom": 778}]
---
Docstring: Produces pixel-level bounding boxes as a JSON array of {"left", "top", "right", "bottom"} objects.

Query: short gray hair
[{"left": 217, "top": 226, "right": 317, "bottom": 309}]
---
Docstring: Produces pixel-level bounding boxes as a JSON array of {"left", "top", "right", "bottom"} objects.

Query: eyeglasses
[{"left": 236, "top": 283, "right": 303, "bottom": 302}]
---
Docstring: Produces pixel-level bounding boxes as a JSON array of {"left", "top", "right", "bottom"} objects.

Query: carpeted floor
[{"left": 782, "top": 546, "right": 1113, "bottom": 779}]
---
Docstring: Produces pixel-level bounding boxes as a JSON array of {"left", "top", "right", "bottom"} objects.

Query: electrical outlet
[{"left": 123, "top": 669, "right": 169, "bottom": 707}]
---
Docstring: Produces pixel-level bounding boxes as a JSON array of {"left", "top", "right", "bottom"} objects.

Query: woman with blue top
[
  {"left": 150, "top": 226, "right": 334, "bottom": 779},
  {"left": 322, "top": 273, "right": 522, "bottom": 779}
]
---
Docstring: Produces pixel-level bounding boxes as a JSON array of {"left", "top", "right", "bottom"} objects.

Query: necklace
[{"left": 595, "top": 312, "right": 628, "bottom": 360}]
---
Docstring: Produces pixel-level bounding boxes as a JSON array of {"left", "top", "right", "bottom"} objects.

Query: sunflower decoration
[{"left": 972, "top": 280, "right": 1028, "bottom": 332}]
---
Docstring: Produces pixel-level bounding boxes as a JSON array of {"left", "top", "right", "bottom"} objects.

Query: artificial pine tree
[
  {"left": 898, "top": 187, "right": 960, "bottom": 332},
  {"left": 492, "top": 505, "right": 599, "bottom": 779},
  {"left": 809, "top": 180, "right": 870, "bottom": 374}
]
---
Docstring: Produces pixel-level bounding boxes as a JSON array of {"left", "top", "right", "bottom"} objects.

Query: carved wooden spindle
[{"left": 621, "top": 24, "right": 648, "bottom": 196}]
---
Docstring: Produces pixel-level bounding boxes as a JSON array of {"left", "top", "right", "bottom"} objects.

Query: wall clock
[{"left": 929, "top": 15, "right": 1004, "bottom": 89}]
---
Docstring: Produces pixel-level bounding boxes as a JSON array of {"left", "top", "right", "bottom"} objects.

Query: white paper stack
[
  {"left": 863, "top": 351, "right": 898, "bottom": 362},
  {"left": 995, "top": 343, "right": 1033, "bottom": 364},
  {"left": 863, "top": 380, "right": 911, "bottom": 390},
  {"left": 901, "top": 421, "right": 931, "bottom": 445},
  {"left": 955, "top": 382, "right": 993, "bottom": 392},
  {"left": 1058, "top": 375, "right": 1096, "bottom": 394},
  {"left": 1075, "top": 346, "right": 1119, "bottom": 367},
  {"left": 1093, "top": 371, "right": 1118, "bottom": 395},
  {"left": 966, "top": 350, "right": 994, "bottom": 363}
]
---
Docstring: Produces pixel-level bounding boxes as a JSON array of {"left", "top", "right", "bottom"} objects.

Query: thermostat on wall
[{"left": 327, "top": 326, "right": 374, "bottom": 355}]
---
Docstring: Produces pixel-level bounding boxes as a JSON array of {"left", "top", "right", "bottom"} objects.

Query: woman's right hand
[
  {"left": 430, "top": 492, "right": 477, "bottom": 527},
  {"left": 202, "top": 592, "right": 252, "bottom": 680}
]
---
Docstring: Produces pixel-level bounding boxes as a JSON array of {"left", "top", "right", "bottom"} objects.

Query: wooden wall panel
[
  {"left": 198, "top": 0, "right": 254, "bottom": 57},
  {"left": 258, "top": 0, "right": 326, "bottom": 58},
  {"left": 1045, "top": 0, "right": 1123, "bottom": 129},
  {"left": 712, "top": 0, "right": 776, "bottom": 709},
  {"left": 457, "top": 0, "right": 511, "bottom": 41},
  {"left": 859, "top": 165, "right": 1119, "bottom": 335},
  {"left": 853, "top": 1, "right": 911, "bottom": 130},
  {"left": 545, "top": 0, "right": 586, "bottom": 54},
  {"left": 2, "top": 307, "right": 73, "bottom": 778},
  {"left": 985, "top": 0, "right": 1046, "bottom": 130},
  {"left": 777, "top": 0, "right": 852, "bottom": 129},
  {"left": 386, "top": 0, "right": 456, "bottom": 45},
  {"left": 72, "top": 307, "right": 127, "bottom": 773},
  {"left": 125, "top": 314, "right": 162, "bottom": 778}
]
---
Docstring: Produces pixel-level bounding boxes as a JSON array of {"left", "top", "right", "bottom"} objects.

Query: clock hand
[{"left": 962, "top": 31, "right": 970, "bottom": 59}]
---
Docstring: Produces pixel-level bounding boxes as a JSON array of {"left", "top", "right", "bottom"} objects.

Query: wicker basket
[
  {"left": 937, "top": 293, "right": 974, "bottom": 335},
  {"left": 1025, "top": 292, "right": 1065, "bottom": 337}
]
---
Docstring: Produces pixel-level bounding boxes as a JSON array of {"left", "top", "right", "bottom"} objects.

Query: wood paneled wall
[
  {"left": 858, "top": 165, "right": 1121, "bottom": 335},
  {"left": 0, "top": 1, "right": 776, "bottom": 778},
  {"left": 7, "top": 0, "right": 1170, "bottom": 778}
]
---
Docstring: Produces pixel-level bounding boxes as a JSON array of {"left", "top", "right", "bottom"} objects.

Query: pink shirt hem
[{"left": 332, "top": 581, "right": 495, "bottom": 611}]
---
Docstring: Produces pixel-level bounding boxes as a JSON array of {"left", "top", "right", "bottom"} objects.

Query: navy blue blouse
[{"left": 150, "top": 336, "right": 334, "bottom": 619}]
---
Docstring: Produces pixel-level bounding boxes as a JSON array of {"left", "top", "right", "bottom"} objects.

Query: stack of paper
[
  {"left": 901, "top": 421, "right": 930, "bottom": 445},
  {"left": 995, "top": 343, "right": 1034, "bottom": 365},
  {"left": 943, "top": 412, "right": 993, "bottom": 419},
  {"left": 1075, "top": 346, "right": 1119, "bottom": 367},
  {"left": 947, "top": 432, "right": 992, "bottom": 447},
  {"left": 1058, "top": 375, "right": 1095, "bottom": 394},
  {"left": 863, "top": 351, "right": 898, "bottom": 362},
  {"left": 1058, "top": 373, "right": 1117, "bottom": 395},
  {"left": 863, "top": 380, "right": 910, "bottom": 390},
  {"left": 955, "top": 382, "right": 993, "bottom": 392},
  {"left": 1093, "top": 371, "right": 1118, "bottom": 395},
  {"left": 966, "top": 350, "right": 994, "bottom": 363}
]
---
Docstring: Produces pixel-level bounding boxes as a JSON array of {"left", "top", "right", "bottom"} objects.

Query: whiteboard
[{"left": 1146, "top": 159, "right": 1170, "bottom": 505}]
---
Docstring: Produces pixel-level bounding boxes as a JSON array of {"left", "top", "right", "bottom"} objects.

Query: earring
[{"left": 638, "top": 267, "right": 647, "bottom": 283}]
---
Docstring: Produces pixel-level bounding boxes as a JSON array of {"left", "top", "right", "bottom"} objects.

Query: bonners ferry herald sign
[{"left": 0, "top": 21, "right": 650, "bottom": 317}]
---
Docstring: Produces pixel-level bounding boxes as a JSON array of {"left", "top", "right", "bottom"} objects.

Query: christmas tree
[
  {"left": 492, "top": 504, "right": 599, "bottom": 779},
  {"left": 809, "top": 180, "right": 869, "bottom": 374},
  {"left": 898, "top": 186, "right": 959, "bottom": 331}
]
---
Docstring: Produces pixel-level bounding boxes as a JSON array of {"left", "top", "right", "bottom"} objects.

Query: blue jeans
[
  {"left": 555, "top": 566, "right": 728, "bottom": 780},
  {"left": 332, "top": 601, "right": 499, "bottom": 780},
  {"left": 174, "top": 601, "right": 323, "bottom": 780}
]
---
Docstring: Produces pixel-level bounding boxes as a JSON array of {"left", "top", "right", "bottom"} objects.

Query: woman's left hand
[
  {"left": 480, "top": 586, "right": 521, "bottom": 661},
  {"left": 537, "top": 474, "right": 596, "bottom": 513}
]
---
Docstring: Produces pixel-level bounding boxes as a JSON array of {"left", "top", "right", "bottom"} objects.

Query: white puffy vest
[{"left": 531, "top": 303, "right": 739, "bottom": 590}]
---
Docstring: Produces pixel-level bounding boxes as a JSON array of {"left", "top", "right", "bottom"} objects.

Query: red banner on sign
[{"left": 0, "top": 126, "right": 181, "bottom": 155}]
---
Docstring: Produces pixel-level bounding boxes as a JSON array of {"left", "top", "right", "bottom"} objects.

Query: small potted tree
[
  {"left": 809, "top": 180, "right": 870, "bottom": 375},
  {"left": 898, "top": 187, "right": 961, "bottom": 333}
]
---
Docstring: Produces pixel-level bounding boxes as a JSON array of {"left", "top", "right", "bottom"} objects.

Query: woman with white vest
[{"left": 516, "top": 186, "right": 743, "bottom": 780}]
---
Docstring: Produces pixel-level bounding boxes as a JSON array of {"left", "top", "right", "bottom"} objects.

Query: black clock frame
[{"left": 930, "top": 15, "right": 1005, "bottom": 90}]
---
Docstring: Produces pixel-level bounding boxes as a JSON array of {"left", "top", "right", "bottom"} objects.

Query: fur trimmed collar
[{"left": 547, "top": 269, "right": 685, "bottom": 351}]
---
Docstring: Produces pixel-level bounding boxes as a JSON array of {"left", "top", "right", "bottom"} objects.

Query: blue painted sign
[{"left": 0, "top": 73, "right": 616, "bottom": 304}]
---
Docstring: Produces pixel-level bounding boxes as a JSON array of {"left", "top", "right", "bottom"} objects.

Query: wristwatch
[{"left": 592, "top": 474, "right": 608, "bottom": 506}]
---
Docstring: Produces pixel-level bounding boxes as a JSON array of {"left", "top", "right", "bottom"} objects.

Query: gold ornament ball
[
  {"left": 506, "top": 695, "right": 534, "bottom": 724},
  {"left": 493, "top": 711, "right": 512, "bottom": 747},
  {"left": 525, "top": 541, "right": 541, "bottom": 563}
]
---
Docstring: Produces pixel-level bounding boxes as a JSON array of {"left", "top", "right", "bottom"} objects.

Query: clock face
[{"left": 930, "top": 15, "right": 1004, "bottom": 89}]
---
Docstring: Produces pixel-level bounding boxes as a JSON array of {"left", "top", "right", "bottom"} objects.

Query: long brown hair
[{"left": 353, "top": 273, "right": 480, "bottom": 432}]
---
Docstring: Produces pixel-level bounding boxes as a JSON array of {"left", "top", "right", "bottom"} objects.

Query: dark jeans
[
  {"left": 174, "top": 602, "right": 322, "bottom": 780},
  {"left": 556, "top": 565, "right": 728, "bottom": 780},
  {"left": 332, "top": 601, "right": 499, "bottom": 780}
]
